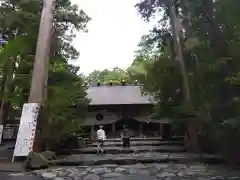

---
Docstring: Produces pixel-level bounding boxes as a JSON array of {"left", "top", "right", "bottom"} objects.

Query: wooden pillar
[
  {"left": 90, "top": 125, "right": 95, "bottom": 141},
  {"left": 160, "top": 124, "right": 163, "bottom": 137},
  {"left": 162, "top": 123, "right": 172, "bottom": 140},
  {"left": 112, "top": 123, "right": 115, "bottom": 133},
  {"left": 187, "top": 122, "right": 200, "bottom": 153},
  {"left": 159, "top": 123, "right": 162, "bottom": 137},
  {"left": 140, "top": 123, "right": 143, "bottom": 137}
]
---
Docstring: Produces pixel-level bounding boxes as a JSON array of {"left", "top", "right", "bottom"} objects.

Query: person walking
[
  {"left": 96, "top": 125, "right": 106, "bottom": 155},
  {"left": 121, "top": 125, "right": 130, "bottom": 148}
]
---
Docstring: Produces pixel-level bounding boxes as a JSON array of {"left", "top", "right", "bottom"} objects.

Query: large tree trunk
[
  {"left": 29, "top": 0, "right": 55, "bottom": 153},
  {"left": 169, "top": 1, "right": 200, "bottom": 153}
]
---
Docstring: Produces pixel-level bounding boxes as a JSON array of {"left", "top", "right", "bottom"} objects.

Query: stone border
[
  {"left": 59, "top": 146, "right": 186, "bottom": 155},
  {"left": 47, "top": 154, "right": 224, "bottom": 167}
]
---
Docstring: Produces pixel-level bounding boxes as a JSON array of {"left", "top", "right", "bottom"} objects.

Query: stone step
[
  {"left": 60, "top": 145, "right": 185, "bottom": 155},
  {"left": 51, "top": 153, "right": 224, "bottom": 166},
  {"left": 89, "top": 136, "right": 183, "bottom": 142},
  {"left": 88, "top": 140, "right": 183, "bottom": 147}
]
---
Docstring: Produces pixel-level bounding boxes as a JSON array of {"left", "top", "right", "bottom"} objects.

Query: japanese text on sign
[{"left": 13, "top": 103, "right": 40, "bottom": 157}]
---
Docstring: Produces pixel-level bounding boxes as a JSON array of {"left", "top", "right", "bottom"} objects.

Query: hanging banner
[
  {"left": 13, "top": 103, "right": 40, "bottom": 158},
  {"left": 0, "top": 125, "right": 3, "bottom": 145}
]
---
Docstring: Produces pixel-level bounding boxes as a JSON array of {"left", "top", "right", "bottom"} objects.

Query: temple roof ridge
[
  {"left": 88, "top": 84, "right": 144, "bottom": 87},
  {"left": 86, "top": 85, "right": 152, "bottom": 105}
]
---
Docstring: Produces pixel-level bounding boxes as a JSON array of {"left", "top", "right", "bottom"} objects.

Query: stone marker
[{"left": 24, "top": 152, "right": 49, "bottom": 170}]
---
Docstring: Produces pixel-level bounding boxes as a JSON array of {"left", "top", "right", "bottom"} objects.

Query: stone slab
[
  {"left": 88, "top": 140, "right": 183, "bottom": 147},
  {"left": 65, "top": 145, "right": 185, "bottom": 154},
  {"left": 0, "top": 162, "right": 25, "bottom": 172},
  {"left": 48, "top": 153, "right": 207, "bottom": 166},
  {"left": 0, "top": 172, "right": 43, "bottom": 180},
  {"left": 33, "top": 163, "right": 240, "bottom": 180},
  {"left": 86, "top": 136, "right": 183, "bottom": 142}
]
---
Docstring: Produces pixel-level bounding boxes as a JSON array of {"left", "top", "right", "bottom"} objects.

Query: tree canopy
[
  {"left": 133, "top": 0, "right": 240, "bottom": 156},
  {"left": 1, "top": 0, "right": 240, "bottom": 158},
  {"left": 0, "top": 0, "right": 90, "bottom": 144},
  {"left": 83, "top": 0, "right": 240, "bottom": 157}
]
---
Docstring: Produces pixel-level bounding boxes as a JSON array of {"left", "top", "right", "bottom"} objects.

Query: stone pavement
[
  {"left": 0, "top": 172, "right": 43, "bottom": 180},
  {"left": 53, "top": 152, "right": 222, "bottom": 166},
  {"left": 0, "top": 162, "right": 25, "bottom": 172},
  {"left": 0, "top": 142, "right": 15, "bottom": 162},
  {"left": 32, "top": 163, "right": 240, "bottom": 180},
  {"left": 0, "top": 142, "right": 25, "bottom": 173},
  {"left": 56, "top": 137, "right": 222, "bottom": 166}
]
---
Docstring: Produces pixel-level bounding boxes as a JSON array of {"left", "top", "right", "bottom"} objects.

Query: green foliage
[
  {"left": 41, "top": 65, "right": 88, "bottom": 142},
  {"left": 85, "top": 67, "right": 130, "bottom": 85},
  {"left": 0, "top": 36, "right": 33, "bottom": 67},
  {"left": 134, "top": 0, "right": 240, "bottom": 157},
  {"left": 0, "top": 0, "right": 90, "bottom": 143}
]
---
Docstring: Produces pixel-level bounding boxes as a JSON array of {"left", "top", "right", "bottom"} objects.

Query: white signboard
[
  {"left": 13, "top": 103, "right": 40, "bottom": 157},
  {"left": 0, "top": 125, "right": 3, "bottom": 145}
]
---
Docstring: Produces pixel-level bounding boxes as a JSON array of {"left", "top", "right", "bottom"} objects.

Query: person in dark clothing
[{"left": 121, "top": 125, "right": 130, "bottom": 148}]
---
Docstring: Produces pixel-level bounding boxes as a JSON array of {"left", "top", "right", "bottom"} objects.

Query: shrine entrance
[{"left": 115, "top": 117, "right": 140, "bottom": 136}]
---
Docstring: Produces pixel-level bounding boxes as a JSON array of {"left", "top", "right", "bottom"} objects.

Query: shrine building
[{"left": 81, "top": 82, "right": 172, "bottom": 138}]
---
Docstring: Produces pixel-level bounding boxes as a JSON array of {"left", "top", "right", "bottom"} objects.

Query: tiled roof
[
  {"left": 81, "top": 116, "right": 172, "bottom": 126},
  {"left": 135, "top": 116, "right": 173, "bottom": 124},
  {"left": 82, "top": 117, "right": 119, "bottom": 126},
  {"left": 86, "top": 85, "right": 152, "bottom": 105}
]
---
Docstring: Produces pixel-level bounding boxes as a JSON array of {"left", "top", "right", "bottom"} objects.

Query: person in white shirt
[{"left": 96, "top": 125, "right": 106, "bottom": 155}]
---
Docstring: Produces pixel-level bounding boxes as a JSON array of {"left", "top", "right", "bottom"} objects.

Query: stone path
[
  {"left": 56, "top": 137, "right": 221, "bottom": 166},
  {"left": 70, "top": 145, "right": 185, "bottom": 154},
  {"left": 0, "top": 172, "right": 42, "bottom": 180},
  {"left": 55, "top": 152, "right": 222, "bottom": 166},
  {"left": 30, "top": 137, "right": 227, "bottom": 180},
  {"left": 0, "top": 162, "right": 25, "bottom": 172},
  {"left": 33, "top": 163, "right": 240, "bottom": 180},
  {"left": 0, "top": 142, "right": 15, "bottom": 162}
]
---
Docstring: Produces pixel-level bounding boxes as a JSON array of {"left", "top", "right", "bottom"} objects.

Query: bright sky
[{"left": 70, "top": 0, "right": 155, "bottom": 75}]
